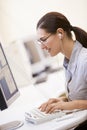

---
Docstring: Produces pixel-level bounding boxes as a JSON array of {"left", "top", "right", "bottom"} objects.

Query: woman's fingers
[
  {"left": 38, "top": 98, "right": 58, "bottom": 111},
  {"left": 45, "top": 103, "right": 55, "bottom": 113},
  {"left": 45, "top": 101, "right": 64, "bottom": 113},
  {"left": 39, "top": 102, "right": 49, "bottom": 112},
  {"left": 48, "top": 105, "right": 59, "bottom": 113},
  {"left": 38, "top": 98, "right": 61, "bottom": 113}
]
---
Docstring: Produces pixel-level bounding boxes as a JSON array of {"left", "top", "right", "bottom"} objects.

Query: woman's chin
[{"left": 50, "top": 53, "right": 57, "bottom": 57}]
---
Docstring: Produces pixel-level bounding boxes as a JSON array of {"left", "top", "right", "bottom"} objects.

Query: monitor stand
[{"left": 0, "top": 120, "right": 24, "bottom": 130}]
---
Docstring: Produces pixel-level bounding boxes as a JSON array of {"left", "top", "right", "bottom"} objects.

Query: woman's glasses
[{"left": 37, "top": 34, "right": 52, "bottom": 45}]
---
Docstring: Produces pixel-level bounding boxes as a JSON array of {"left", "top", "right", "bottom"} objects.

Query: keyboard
[{"left": 25, "top": 108, "right": 66, "bottom": 124}]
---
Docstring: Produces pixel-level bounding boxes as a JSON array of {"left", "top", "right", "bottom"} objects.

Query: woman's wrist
[{"left": 58, "top": 96, "right": 68, "bottom": 102}]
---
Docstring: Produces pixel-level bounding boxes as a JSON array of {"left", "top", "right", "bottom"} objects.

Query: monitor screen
[{"left": 0, "top": 43, "right": 20, "bottom": 110}]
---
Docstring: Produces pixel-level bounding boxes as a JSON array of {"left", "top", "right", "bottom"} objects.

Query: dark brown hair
[{"left": 37, "top": 12, "right": 87, "bottom": 48}]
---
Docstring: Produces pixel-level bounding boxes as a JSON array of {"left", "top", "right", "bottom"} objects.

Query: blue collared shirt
[{"left": 63, "top": 41, "right": 87, "bottom": 101}]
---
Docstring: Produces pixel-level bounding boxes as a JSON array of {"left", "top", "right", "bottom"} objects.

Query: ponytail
[{"left": 71, "top": 26, "right": 87, "bottom": 48}]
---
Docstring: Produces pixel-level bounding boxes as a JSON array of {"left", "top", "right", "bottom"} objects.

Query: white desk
[{"left": 0, "top": 71, "right": 87, "bottom": 130}]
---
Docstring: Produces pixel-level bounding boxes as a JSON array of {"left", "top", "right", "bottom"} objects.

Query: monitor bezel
[{"left": 0, "top": 43, "right": 20, "bottom": 110}]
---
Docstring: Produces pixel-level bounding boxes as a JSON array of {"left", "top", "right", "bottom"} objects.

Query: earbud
[{"left": 58, "top": 33, "right": 62, "bottom": 39}]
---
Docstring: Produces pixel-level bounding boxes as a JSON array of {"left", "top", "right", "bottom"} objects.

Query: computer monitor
[{"left": 0, "top": 42, "right": 20, "bottom": 110}]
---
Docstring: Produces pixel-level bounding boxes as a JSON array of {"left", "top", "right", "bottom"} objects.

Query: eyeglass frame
[{"left": 37, "top": 34, "right": 52, "bottom": 45}]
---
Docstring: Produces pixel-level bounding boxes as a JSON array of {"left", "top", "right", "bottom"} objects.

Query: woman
[{"left": 36, "top": 12, "right": 87, "bottom": 114}]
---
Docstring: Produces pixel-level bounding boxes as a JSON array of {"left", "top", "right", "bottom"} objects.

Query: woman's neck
[{"left": 61, "top": 38, "right": 74, "bottom": 60}]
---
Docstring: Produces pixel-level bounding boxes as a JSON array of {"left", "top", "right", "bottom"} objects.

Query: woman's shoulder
[
  {"left": 77, "top": 47, "right": 87, "bottom": 73},
  {"left": 79, "top": 47, "right": 87, "bottom": 62}
]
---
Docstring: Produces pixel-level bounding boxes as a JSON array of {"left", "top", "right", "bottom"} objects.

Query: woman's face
[{"left": 37, "top": 28, "right": 61, "bottom": 56}]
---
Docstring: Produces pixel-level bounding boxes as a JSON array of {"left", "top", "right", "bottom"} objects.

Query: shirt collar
[{"left": 63, "top": 40, "right": 83, "bottom": 75}]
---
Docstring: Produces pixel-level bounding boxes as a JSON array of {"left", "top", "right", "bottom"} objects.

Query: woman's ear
[
  {"left": 57, "top": 28, "right": 64, "bottom": 39},
  {"left": 58, "top": 33, "right": 62, "bottom": 39}
]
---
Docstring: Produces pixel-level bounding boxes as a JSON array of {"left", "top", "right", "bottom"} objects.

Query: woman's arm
[
  {"left": 38, "top": 94, "right": 68, "bottom": 112},
  {"left": 45, "top": 100, "right": 87, "bottom": 113},
  {"left": 63, "top": 100, "right": 87, "bottom": 110}
]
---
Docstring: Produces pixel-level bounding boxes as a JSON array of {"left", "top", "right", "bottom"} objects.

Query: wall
[{"left": 0, "top": 0, "right": 87, "bottom": 44}]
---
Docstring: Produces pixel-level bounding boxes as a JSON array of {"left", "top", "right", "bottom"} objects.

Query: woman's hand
[
  {"left": 39, "top": 99, "right": 87, "bottom": 113},
  {"left": 43, "top": 100, "right": 65, "bottom": 113},
  {"left": 39, "top": 98, "right": 64, "bottom": 113}
]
